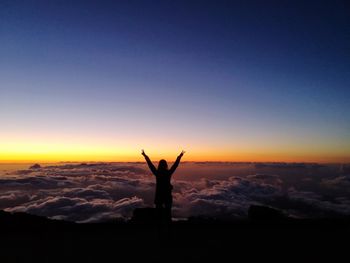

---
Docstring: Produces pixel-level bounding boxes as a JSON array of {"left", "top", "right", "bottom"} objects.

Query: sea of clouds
[{"left": 0, "top": 162, "right": 349, "bottom": 222}]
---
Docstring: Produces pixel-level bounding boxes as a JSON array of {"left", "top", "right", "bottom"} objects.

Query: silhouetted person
[{"left": 142, "top": 149, "right": 185, "bottom": 222}]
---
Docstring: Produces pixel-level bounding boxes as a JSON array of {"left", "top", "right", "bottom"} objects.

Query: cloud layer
[{"left": 1, "top": 163, "right": 349, "bottom": 222}]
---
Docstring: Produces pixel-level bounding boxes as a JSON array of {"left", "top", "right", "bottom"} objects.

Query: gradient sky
[{"left": 1, "top": 0, "right": 349, "bottom": 162}]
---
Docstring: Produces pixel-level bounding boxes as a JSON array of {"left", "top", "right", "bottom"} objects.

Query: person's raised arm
[
  {"left": 169, "top": 150, "right": 185, "bottom": 175},
  {"left": 141, "top": 149, "right": 157, "bottom": 175}
]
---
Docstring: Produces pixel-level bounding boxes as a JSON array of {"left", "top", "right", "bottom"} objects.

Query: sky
[{"left": 1, "top": 0, "right": 349, "bottom": 163}]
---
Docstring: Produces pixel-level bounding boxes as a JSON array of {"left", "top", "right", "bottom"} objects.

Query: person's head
[{"left": 158, "top": 159, "right": 168, "bottom": 171}]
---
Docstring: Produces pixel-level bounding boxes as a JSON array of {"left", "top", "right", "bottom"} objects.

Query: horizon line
[{"left": 0, "top": 160, "right": 349, "bottom": 165}]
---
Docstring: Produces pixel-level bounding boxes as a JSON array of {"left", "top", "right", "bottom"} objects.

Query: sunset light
[{"left": 1, "top": 1, "right": 349, "bottom": 261}]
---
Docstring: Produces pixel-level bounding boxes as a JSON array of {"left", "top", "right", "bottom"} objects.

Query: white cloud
[{"left": 1, "top": 163, "right": 350, "bottom": 222}]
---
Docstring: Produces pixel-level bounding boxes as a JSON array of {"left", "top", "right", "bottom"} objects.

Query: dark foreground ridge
[{"left": 1, "top": 206, "right": 349, "bottom": 263}]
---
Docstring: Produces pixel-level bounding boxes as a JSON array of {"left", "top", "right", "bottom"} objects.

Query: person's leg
[
  {"left": 155, "top": 202, "right": 163, "bottom": 221},
  {"left": 164, "top": 196, "right": 173, "bottom": 222}
]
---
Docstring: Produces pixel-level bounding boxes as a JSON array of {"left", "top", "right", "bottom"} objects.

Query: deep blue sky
[{"left": 0, "top": 0, "right": 349, "bottom": 162}]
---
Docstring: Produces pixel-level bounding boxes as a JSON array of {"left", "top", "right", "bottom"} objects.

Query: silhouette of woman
[{"left": 141, "top": 149, "right": 185, "bottom": 221}]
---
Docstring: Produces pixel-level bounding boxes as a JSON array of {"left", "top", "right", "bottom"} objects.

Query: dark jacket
[{"left": 144, "top": 155, "right": 181, "bottom": 205}]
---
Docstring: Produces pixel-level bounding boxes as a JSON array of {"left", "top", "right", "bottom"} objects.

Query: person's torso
[{"left": 155, "top": 171, "right": 172, "bottom": 192}]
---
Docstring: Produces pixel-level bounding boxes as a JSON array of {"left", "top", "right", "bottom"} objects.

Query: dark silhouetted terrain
[{"left": 1, "top": 206, "right": 349, "bottom": 263}]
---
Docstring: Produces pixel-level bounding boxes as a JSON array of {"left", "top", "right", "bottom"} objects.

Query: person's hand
[
  {"left": 179, "top": 150, "right": 185, "bottom": 157},
  {"left": 141, "top": 149, "right": 147, "bottom": 157}
]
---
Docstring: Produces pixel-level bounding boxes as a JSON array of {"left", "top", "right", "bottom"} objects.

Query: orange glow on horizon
[
  {"left": 1, "top": 146, "right": 349, "bottom": 164},
  {"left": 1, "top": 135, "right": 349, "bottom": 164}
]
